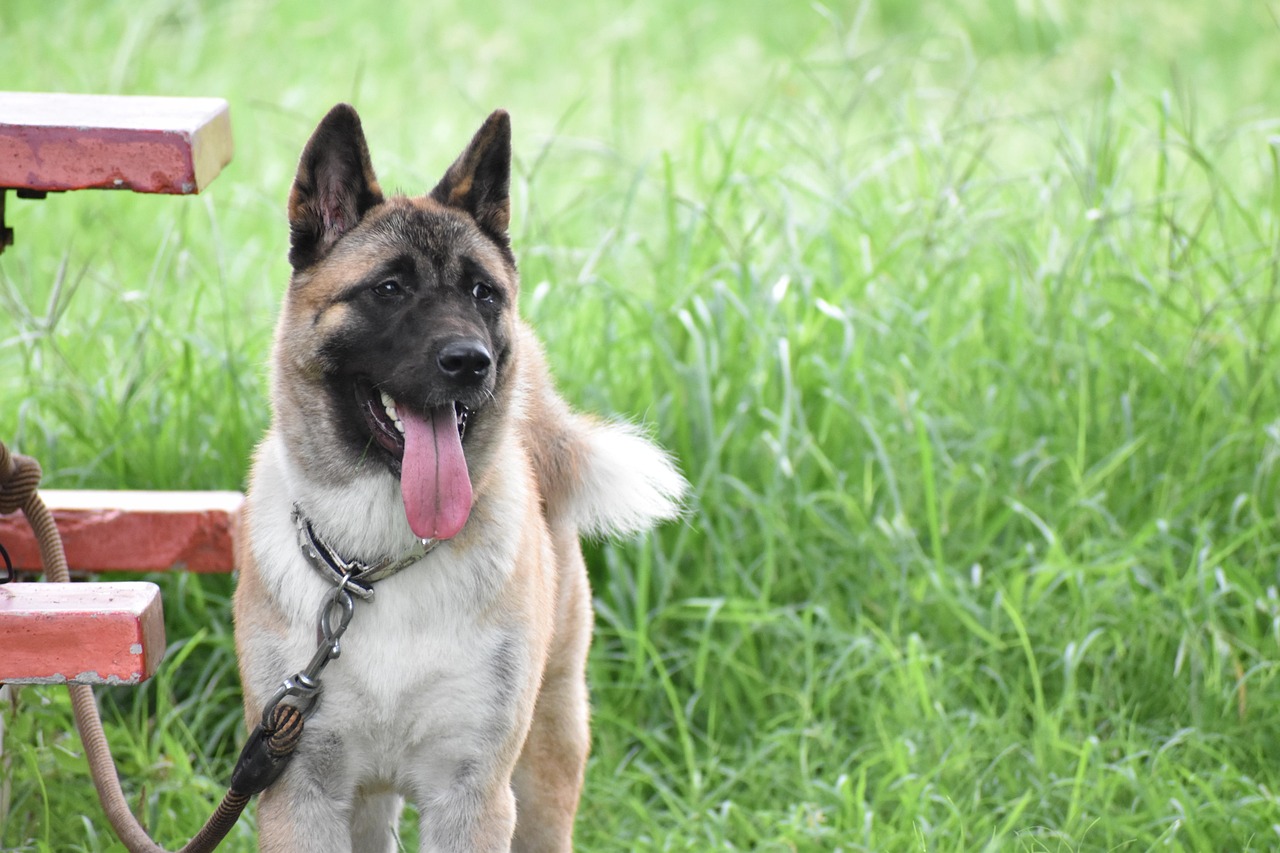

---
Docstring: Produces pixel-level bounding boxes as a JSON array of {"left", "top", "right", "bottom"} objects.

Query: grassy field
[{"left": 3, "top": 0, "right": 1280, "bottom": 849}]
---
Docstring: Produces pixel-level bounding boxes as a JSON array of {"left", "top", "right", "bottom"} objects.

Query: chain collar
[{"left": 292, "top": 503, "right": 438, "bottom": 601}]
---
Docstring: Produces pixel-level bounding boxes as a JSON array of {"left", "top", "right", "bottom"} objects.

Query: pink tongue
[{"left": 398, "top": 404, "right": 473, "bottom": 540}]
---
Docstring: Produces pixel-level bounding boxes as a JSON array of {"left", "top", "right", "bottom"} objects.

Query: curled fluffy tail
[
  {"left": 518, "top": 323, "right": 687, "bottom": 537},
  {"left": 563, "top": 418, "right": 686, "bottom": 537}
]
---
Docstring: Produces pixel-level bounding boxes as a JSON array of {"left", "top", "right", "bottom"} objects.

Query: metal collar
[{"left": 292, "top": 503, "right": 437, "bottom": 601}]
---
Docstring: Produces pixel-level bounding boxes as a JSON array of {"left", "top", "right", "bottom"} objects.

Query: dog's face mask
[{"left": 278, "top": 105, "right": 518, "bottom": 541}]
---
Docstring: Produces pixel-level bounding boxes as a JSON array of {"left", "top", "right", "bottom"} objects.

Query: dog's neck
[{"left": 274, "top": 437, "right": 413, "bottom": 536}]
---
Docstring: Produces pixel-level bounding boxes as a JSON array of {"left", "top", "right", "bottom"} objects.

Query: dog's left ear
[{"left": 430, "top": 110, "right": 511, "bottom": 244}]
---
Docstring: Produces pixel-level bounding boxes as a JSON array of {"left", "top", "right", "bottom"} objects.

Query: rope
[{"left": 0, "top": 439, "right": 297, "bottom": 852}]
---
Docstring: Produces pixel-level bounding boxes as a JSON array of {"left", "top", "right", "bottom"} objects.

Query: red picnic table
[{"left": 0, "top": 92, "right": 237, "bottom": 686}]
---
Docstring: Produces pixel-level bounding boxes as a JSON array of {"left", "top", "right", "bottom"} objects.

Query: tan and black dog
[{"left": 233, "top": 104, "right": 684, "bottom": 852}]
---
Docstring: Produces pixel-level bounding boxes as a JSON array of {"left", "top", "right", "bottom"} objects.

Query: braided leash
[{"left": 0, "top": 440, "right": 299, "bottom": 852}]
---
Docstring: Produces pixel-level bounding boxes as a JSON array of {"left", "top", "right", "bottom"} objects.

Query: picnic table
[{"left": 0, "top": 92, "right": 236, "bottom": 685}]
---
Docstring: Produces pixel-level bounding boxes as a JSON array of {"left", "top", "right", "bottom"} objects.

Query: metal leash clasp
[{"left": 260, "top": 576, "right": 357, "bottom": 726}]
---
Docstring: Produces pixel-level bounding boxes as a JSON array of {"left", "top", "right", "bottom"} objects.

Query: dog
[{"left": 233, "top": 103, "right": 685, "bottom": 852}]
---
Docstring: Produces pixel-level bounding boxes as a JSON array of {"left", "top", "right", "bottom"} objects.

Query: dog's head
[{"left": 272, "top": 104, "right": 519, "bottom": 542}]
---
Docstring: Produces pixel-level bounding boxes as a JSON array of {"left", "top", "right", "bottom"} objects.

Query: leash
[
  {"left": 255, "top": 504, "right": 438, "bottom": 720},
  {"left": 0, "top": 440, "right": 303, "bottom": 853}
]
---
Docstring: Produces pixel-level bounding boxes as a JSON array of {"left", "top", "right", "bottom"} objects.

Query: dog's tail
[
  {"left": 519, "top": 325, "right": 687, "bottom": 537},
  {"left": 560, "top": 416, "right": 687, "bottom": 537}
]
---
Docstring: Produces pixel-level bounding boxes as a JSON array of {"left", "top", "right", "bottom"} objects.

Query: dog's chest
[
  {"left": 325, "top": 603, "right": 520, "bottom": 738},
  {"left": 289, "top": 570, "right": 534, "bottom": 790}
]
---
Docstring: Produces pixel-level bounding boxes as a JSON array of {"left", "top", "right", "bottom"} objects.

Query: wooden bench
[
  {"left": 0, "top": 92, "right": 235, "bottom": 687},
  {"left": 0, "top": 491, "right": 241, "bottom": 684}
]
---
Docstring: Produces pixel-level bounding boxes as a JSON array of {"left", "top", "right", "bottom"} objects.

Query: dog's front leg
[
  {"left": 256, "top": 727, "right": 362, "bottom": 853},
  {"left": 350, "top": 789, "right": 404, "bottom": 852},
  {"left": 412, "top": 766, "right": 519, "bottom": 853}
]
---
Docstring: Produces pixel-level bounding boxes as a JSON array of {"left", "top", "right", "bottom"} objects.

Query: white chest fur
[{"left": 242, "top": 432, "right": 539, "bottom": 791}]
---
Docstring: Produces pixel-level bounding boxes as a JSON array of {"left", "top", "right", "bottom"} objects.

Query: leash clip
[{"left": 260, "top": 581, "right": 357, "bottom": 725}]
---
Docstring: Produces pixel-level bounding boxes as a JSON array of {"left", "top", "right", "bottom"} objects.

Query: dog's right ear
[{"left": 288, "top": 103, "right": 385, "bottom": 271}]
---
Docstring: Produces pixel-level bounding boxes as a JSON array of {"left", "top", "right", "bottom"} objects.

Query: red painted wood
[
  {"left": 0, "top": 490, "right": 242, "bottom": 574},
  {"left": 0, "top": 582, "right": 165, "bottom": 685},
  {"left": 0, "top": 92, "right": 233, "bottom": 194}
]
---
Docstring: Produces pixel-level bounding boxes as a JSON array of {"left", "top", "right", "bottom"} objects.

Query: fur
[{"left": 234, "top": 104, "right": 684, "bottom": 852}]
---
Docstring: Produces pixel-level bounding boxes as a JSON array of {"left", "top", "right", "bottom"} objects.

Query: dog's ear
[
  {"left": 430, "top": 110, "right": 511, "bottom": 244},
  {"left": 288, "top": 103, "right": 385, "bottom": 271}
]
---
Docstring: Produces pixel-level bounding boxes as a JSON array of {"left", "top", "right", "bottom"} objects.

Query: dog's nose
[{"left": 437, "top": 340, "right": 492, "bottom": 381}]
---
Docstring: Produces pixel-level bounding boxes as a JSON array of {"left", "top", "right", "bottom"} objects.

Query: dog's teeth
[
  {"left": 379, "top": 390, "right": 405, "bottom": 434},
  {"left": 455, "top": 403, "right": 469, "bottom": 440}
]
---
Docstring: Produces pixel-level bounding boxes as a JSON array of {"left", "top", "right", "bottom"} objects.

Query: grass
[{"left": 3, "top": 0, "right": 1280, "bottom": 849}]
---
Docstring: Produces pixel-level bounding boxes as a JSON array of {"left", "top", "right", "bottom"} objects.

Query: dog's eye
[
  {"left": 372, "top": 279, "right": 402, "bottom": 298},
  {"left": 471, "top": 280, "right": 495, "bottom": 303}
]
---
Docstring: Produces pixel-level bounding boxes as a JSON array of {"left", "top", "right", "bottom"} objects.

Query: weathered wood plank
[
  {"left": 0, "top": 92, "right": 233, "bottom": 193},
  {"left": 0, "top": 582, "right": 165, "bottom": 685},
  {"left": 0, "top": 490, "right": 242, "bottom": 574}
]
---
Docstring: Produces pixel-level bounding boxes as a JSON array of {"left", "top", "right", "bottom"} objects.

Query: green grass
[{"left": 3, "top": 0, "right": 1280, "bottom": 849}]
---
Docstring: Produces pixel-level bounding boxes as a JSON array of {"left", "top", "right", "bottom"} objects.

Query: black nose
[{"left": 437, "top": 340, "right": 492, "bottom": 381}]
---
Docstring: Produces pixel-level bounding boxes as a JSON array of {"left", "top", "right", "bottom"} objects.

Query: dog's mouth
[
  {"left": 355, "top": 380, "right": 474, "bottom": 541},
  {"left": 358, "top": 384, "right": 471, "bottom": 457}
]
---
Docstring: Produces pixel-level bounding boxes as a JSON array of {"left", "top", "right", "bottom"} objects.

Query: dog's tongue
[{"left": 398, "top": 404, "right": 472, "bottom": 540}]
